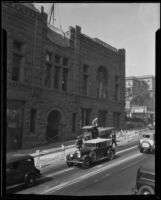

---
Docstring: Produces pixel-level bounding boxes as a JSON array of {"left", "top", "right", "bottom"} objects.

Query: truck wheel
[
  {"left": 25, "top": 174, "right": 36, "bottom": 187},
  {"left": 82, "top": 157, "right": 90, "bottom": 169},
  {"left": 66, "top": 161, "right": 74, "bottom": 167},
  {"left": 137, "top": 185, "right": 154, "bottom": 195}
]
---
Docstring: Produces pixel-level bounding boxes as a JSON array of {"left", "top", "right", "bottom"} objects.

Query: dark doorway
[
  {"left": 46, "top": 110, "right": 61, "bottom": 142},
  {"left": 7, "top": 101, "right": 24, "bottom": 151}
]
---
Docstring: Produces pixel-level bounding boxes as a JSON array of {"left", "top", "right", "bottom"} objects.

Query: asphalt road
[{"left": 6, "top": 140, "right": 155, "bottom": 196}]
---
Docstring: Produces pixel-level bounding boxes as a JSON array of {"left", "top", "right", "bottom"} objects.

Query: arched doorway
[{"left": 46, "top": 110, "right": 61, "bottom": 142}]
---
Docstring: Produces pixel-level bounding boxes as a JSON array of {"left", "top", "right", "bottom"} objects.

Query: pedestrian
[
  {"left": 111, "top": 131, "right": 117, "bottom": 148},
  {"left": 60, "top": 144, "right": 66, "bottom": 160},
  {"left": 76, "top": 136, "right": 83, "bottom": 150}
]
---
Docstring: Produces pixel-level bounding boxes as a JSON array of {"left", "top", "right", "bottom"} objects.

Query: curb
[{"left": 31, "top": 144, "right": 75, "bottom": 158}]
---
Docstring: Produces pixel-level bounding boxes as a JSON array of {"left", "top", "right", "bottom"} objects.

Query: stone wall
[{"left": 4, "top": 3, "right": 126, "bottom": 149}]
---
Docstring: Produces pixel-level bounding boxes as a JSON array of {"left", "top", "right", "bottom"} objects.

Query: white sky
[{"left": 34, "top": 3, "right": 160, "bottom": 77}]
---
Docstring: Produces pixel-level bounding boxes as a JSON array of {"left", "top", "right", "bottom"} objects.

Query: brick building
[{"left": 3, "top": 3, "right": 125, "bottom": 151}]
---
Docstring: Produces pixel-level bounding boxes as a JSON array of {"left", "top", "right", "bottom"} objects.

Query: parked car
[
  {"left": 132, "top": 166, "right": 155, "bottom": 195},
  {"left": 66, "top": 138, "right": 116, "bottom": 169},
  {"left": 6, "top": 154, "right": 41, "bottom": 188},
  {"left": 138, "top": 132, "right": 155, "bottom": 153}
]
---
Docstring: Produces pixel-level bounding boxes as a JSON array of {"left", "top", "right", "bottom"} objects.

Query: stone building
[
  {"left": 125, "top": 76, "right": 155, "bottom": 122},
  {"left": 3, "top": 3, "right": 125, "bottom": 151}
]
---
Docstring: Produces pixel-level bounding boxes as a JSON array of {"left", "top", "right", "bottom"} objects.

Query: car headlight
[
  {"left": 77, "top": 151, "right": 81, "bottom": 158},
  {"left": 70, "top": 154, "right": 73, "bottom": 157}
]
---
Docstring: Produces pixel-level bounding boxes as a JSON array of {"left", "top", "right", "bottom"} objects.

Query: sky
[{"left": 34, "top": 3, "right": 160, "bottom": 77}]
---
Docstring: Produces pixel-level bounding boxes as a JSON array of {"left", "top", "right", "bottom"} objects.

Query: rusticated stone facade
[{"left": 3, "top": 3, "right": 125, "bottom": 150}]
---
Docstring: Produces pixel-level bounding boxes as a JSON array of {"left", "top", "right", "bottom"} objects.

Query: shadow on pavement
[{"left": 6, "top": 177, "right": 53, "bottom": 194}]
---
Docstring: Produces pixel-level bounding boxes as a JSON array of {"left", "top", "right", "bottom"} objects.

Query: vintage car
[
  {"left": 66, "top": 138, "right": 116, "bottom": 169},
  {"left": 138, "top": 132, "right": 155, "bottom": 153},
  {"left": 82, "top": 125, "right": 115, "bottom": 141},
  {"left": 132, "top": 165, "right": 155, "bottom": 195},
  {"left": 6, "top": 154, "right": 41, "bottom": 188}
]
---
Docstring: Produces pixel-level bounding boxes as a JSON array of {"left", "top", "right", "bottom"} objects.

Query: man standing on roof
[{"left": 91, "top": 115, "right": 98, "bottom": 127}]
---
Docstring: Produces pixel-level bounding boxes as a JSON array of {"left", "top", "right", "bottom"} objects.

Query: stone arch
[{"left": 45, "top": 107, "right": 65, "bottom": 142}]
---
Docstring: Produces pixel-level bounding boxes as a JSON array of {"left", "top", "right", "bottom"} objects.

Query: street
[{"left": 6, "top": 140, "right": 155, "bottom": 195}]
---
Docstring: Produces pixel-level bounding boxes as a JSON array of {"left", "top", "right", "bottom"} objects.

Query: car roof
[
  {"left": 139, "top": 161, "right": 155, "bottom": 175},
  {"left": 98, "top": 127, "right": 115, "bottom": 131},
  {"left": 84, "top": 138, "right": 111, "bottom": 144},
  {"left": 7, "top": 153, "right": 33, "bottom": 164},
  {"left": 82, "top": 126, "right": 115, "bottom": 131},
  {"left": 143, "top": 132, "right": 155, "bottom": 136},
  {"left": 82, "top": 125, "right": 96, "bottom": 129}
]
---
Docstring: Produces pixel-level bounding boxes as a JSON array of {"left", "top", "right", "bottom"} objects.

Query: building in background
[
  {"left": 125, "top": 75, "right": 155, "bottom": 123},
  {"left": 3, "top": 2, "right": 125, "bottom": 151}
]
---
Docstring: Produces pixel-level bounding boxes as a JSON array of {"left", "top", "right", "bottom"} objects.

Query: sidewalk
[{"left": 8, "top": 139, "right": 76, "bottom": 157}]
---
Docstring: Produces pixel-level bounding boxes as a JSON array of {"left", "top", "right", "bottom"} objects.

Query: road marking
[
  {"left": 44, "top": 167, "right": 73, "bottom": 177},
  {"left": 40, "top": 152, "right": 143, "bottom": 194},
  {"left": 117, "top": 145, "right": 137, "bottom": 154}
]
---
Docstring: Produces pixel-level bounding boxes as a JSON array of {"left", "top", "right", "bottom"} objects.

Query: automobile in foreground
[
  {"left": 66, "top": 138, "right": 116, "bottom": 169},
  {"left": 132, "top": 166, "right": 155, "bottom": 195},
  {"left": 6, "top": 153, "right": 41, "bottom": 188},
  {"left": 138, "top": 132, "right": 155, "bottom": 153}
]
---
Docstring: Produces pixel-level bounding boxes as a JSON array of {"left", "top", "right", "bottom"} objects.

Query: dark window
[
  {"left": 54, "top": 66, "right": 60, "bottom": 89},
  {"left": 44, "top": 63, "right": 51, "bottom": 87},
  {"left": 30, "top": 108, "right": 37, "bottom": 134},
  {"left": 98, "top": 111, "right": 107, "bottom": 127},
  {"left": 72, "top": 113, "right": 77, "bottom": 133},
  {"left": 46, "top": 52, "right": 52, "bottom": 63},
  {"left": 12, "top": 54, "right": 21, "bottom": 81},
  {"left": 81, "top": 108, "right": 91, "bottom": 127},
  {"left": 83, "top": 64, "right": 89, "bottom": 73},
  {"left": 113, "top": 112, "right": 120, "bottom": 129},
  {"left": 13, "top": 40, "right": 22, "bottom": 51},
  {"left": 55, "top": 54, "right": 61, "bottom": 64},
  {"left": 63, "top": 57, "right": 68, "bottom": 66},
  {"left": 83, "top": 75, "right": 88, "bottom": 95},
  {"left": 115, "top": 76, "right": 119, "bottom": 101},
  {"left": 62, "top": 68, "right": 68, "bottom": 91},
  {"left": 97, "top": 67, "right": 108, "bottom": 99}
]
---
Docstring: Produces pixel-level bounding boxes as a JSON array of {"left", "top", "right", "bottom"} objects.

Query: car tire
[
  {"left": 25, "top": 174, "right": 36, "bottom": 187},
  {"left": 82, "top": 157, "right": 90, "bottom": 169},
  {"left": 137, "top": 185, "right": 154, "bottom": 195},
  {"left": 140, "top": 148, "right": 143, "bottom": 153},
  {"left": 89, "top": 151, "right": 97, "bottom": 162},
  {"left": 66, "top": 161, "right": 74, "bottom": 167},
  {"left": 108, "top": 148, "right": 114, "bottom": 160}
]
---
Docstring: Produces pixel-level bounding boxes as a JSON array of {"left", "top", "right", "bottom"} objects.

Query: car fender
[
  {"left": 82, "top": 155, "right": 90, "bottom": 162},
  {"left": 24, "top": 172, "right": 36, "bottom": 182}
]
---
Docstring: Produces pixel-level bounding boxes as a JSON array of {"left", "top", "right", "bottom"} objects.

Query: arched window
[{"left": 97, "top": 67, "right": 108, "bottom": 98}]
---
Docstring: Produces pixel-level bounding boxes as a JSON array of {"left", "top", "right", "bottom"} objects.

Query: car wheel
[
  {"left": 25, "top": 174, "right": 36, "bottom": 187},
  {"left": 137, "top": 185, "right": 154, "bottom": 195},
  {"left": 108, "top": 149, "right": 114, "bottom": 160},
  {"left": 82, "top": 157, "right": 90, "bottom": 169},
  {"left": 66, "top": 161, "right": 74, "bottom": 167},
  {"left": 89, "top": 151, "right": 97, "bottom": 162},
  {"left": 140, "top": 148, "right": 143, "bottom": 153}
]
